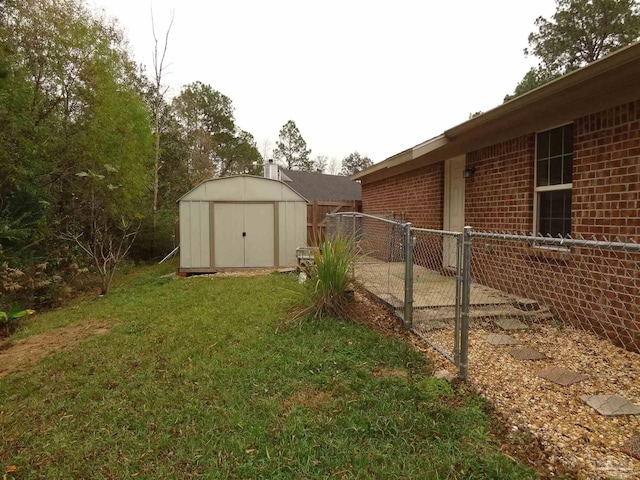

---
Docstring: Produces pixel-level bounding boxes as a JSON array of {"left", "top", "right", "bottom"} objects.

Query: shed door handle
[{"left": 242, "top": 232, "right": 246, "bottom": 237}]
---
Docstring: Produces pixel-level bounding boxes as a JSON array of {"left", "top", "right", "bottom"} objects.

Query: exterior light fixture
[{"left": 463, "top": 166, "right": 475, "bottom": 178}]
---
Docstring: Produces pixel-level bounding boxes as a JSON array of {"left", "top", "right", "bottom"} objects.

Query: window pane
[
  {"left": 549, "top": 127, "right": 563, "bottom": 157},
  {"left": 536, "top": 159, "right": 549, "bottom": 186},
  {"left": 563, "top": 154, "right": 572, "bottom": 183},
  {"left": 549, "top": 157, "right": 563, "bottom": 184},
  {"left": 563, "top": 190, "right": 572, "bottom": 217},
  {"left": 535, "top": 125, "right": 573, "bottom": 240},
  {"left": 563, "top": 124, "right": 573, "bottom": 153},
  {"left": 538, "top": 190, "right": 571, "bottom": 237},
  {"left": 538, "top": 217, "right": 551, "bottom": 237},
  {"left": 549, "top": 218, "right": 565, "bottom": 237},
  {"left": 548, "top": 190, "right": 561, "bottom": 218},
  {"left": 537, "top": 131, "right": 549, "bottom": 160},
  {"left": 539, "top": 190, "right": 551, "bottom": 219}
]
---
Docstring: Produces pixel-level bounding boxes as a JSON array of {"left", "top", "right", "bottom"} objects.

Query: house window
[{"left": 535, "top": 124, "right": 572, "bottom": 237}]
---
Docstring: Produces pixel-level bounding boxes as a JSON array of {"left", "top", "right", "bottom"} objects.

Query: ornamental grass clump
[{"left": 301, "top": 234, "right": 359, "bottom": 320}]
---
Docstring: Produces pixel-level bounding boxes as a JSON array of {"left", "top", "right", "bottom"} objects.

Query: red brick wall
[
  {"left": 573, "top": 100, "right": 640, "bottom": 240},
  {"left": 361, "top": 163, "right": 444, "bottom": 229},
  {"left": 465, "top": 134, "right": 535, "bottom": 232},
  {"left": 360, "top": 100, "right": 640, "bottom": 352}
]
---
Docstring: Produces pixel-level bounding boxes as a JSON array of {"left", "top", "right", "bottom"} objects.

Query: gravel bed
[{"left": 418, "top": 322, "right": 640, "bottom": 479}]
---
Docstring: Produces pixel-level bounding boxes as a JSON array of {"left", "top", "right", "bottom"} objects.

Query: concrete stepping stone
[
  {"left": 509, "top": 347, "right": 547, "bottom": 360},
  {"left": 580, "top": 395, "right": 640, "bottom": 416},
  {"left": 484, "top": 334, "right": 519, "bottom": 345},
  {"left": 537, "top": 366, "right": 587, "bottom": 386},
  {"left": 622, "top": 434, "right": 640, "bottom": 461},
  {"left": 494, "top": 318, "right": 528, "bottom": 330},
  {"left": 515, "top": 298, "right": 540, "bottom": 311}
]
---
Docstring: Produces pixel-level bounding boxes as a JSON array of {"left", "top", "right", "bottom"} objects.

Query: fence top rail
[
  {"left": 326, "top": 212, "right": 407, "bottom": 226},
  {"left": 470, "top": 230, "right": 640, "bottom": 252},
  {"left": 411, "top": 227, "right": 463, "bottom": 237}
]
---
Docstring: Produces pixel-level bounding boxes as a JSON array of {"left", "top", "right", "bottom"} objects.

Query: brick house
[{"left": 352, "top": 43, "right": 640, "bottom": 351}]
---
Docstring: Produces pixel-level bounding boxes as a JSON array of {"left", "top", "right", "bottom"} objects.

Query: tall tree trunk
[{"left": 151, "top": 8, "right": 174, "bottom": 256}]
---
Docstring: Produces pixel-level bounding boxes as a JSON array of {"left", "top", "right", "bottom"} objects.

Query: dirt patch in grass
[
  {"left": 178, "top": 268, "right": 297, "bottom": 279},
  {"left": 371, "top": 367, "right": 408, "bottom": 378},
  {"left": 281, "top": 387, "right": 333, "bottom": 414},
  {"left": 0, "top": 319, "right": 114, "bottom": 377}
]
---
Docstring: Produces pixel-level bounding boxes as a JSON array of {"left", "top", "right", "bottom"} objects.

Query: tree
[
  {"left": 0, "top": 0, "right": 153, "bottom": 303},
  {"left": 505, "top": 68, "right": 562, "bottom": 102},
  {"left": 261, "top": 138, "right": 272, "bottom": 163},
  {"left": 62, "top": 167, "right": 141, "bottom": 295},
  {"left": 217, "top": 130, "right": 263, "bottom": 176},
  {"left": 340, "top": 152, "right": 373, "bottom": 176},
  {"left": 272, "top": 120, "right": 312, "bottom": 171},
  {"left": 313, "top": 155, "right": 328, "bottom": 173},
  {"left": 326, "top": 157, "right": 341, "bottom": 175},
  {"left": 156, "top": 109, "right": 191, "bottom": 209},
  {"left": 151, "top": 8, "right": 174, "bottom": 225},
  {"left": 505, "top": 0, "right": 640, "bottom": 101},
  {"left": 171, "top": 82, "right": 237, "bottom": 183},
  {"left": 171, "top": 82, "right": 263, "bottom": 182}
]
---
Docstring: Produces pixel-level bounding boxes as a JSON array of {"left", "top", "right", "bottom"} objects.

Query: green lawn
[{"left": 0, "top": 264, "right": 536, "bottom": 479}]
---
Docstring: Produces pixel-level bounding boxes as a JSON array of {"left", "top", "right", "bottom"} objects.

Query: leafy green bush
[
  {"left": 297, "top": 234, "right": 359, "bottom": 320},
  {"left": 0, "top": 302, "right": 35, "bottom": 337}
]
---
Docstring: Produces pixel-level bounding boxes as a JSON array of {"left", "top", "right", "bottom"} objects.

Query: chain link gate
[
  {"left": 407, "top": 227, "right": 466, "bottom": 373},
  {"left": 325, "top": 213, "right": 469, "bottom": 377},
  {"left": 326, "top": 212, "right": 407, "bottom": 315}
]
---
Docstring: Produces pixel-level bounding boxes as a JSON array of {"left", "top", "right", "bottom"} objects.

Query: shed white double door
[{"left": 214, "top": 203, "right": 275, "bottom": 267}]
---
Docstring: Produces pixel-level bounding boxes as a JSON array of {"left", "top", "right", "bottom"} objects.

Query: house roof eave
[
  {"left": 354, "top": 41, "right": 640, "bottom": 184},
  {"left": 351, "top": 135, "right": 448, "bottom": 182}
]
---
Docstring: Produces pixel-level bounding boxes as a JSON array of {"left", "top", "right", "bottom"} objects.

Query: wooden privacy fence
[{"left": 307, "top": 200, "right": 361, "bottom": 245}]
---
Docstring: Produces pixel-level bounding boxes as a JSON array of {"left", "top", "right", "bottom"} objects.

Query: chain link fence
[
  {"left": 326, "top": 213, "right": 407, "bottom": 313},
  {"left": 326, "top": 213, "right": 640, "bottom": 382},
  {"left": 325, "top": 212, "right": 640, "bottom": 470},
  {"left": 468, "top": 231, "right": 640, "bottom": 351}
]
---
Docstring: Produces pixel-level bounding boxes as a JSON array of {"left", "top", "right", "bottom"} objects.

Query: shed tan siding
[{"left": 179, "top": 201, "right": 210, "bottom": 269}]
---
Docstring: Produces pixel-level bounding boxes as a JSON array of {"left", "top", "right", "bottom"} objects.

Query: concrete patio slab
[
  {"left": 580, "top": 395, "right": 640, "bottom": 416},
  {"left": 537, "top": 366, "right": 588, "bottom": 386},
  {"left": 355, "top": 261, "right": 514, "bottom": 309}
]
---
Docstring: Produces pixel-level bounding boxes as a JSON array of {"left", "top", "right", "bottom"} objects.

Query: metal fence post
[
  {"left": 459, "top": 226, "right": 473, "bottom": 381},
  {"left": 352, "top": 213, "right": 356, "bottom": 241},
  {"left": 404, "top": 222, "right": 414, "bottom": 329},
  {"left": 453, "top": 233, "right": 463, "bottom": 366}
]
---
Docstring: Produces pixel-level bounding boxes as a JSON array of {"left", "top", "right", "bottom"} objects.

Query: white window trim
[{"left": 533, "top": 123, "right": 573, "bottom": 244}]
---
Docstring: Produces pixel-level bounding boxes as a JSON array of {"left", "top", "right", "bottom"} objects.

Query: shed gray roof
[{"left": 280, "top": 169, "right": 361, "bottom": 201}]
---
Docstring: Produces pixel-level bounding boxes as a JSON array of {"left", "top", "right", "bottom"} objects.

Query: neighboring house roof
[
  {"left": 353, "top": 41, "right": 640, "bottom": 184},
  {"left": 280, "top": 169, "right": 361, "bottom": 201}
]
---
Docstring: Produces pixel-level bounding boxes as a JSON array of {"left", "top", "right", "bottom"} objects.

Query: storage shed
[{"left": 178, "top": 175, "right": 307, "bottom": 273}]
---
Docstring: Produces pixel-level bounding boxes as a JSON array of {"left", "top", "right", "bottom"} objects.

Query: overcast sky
[{"left": 89, "top": 0, "right": 557, "bottom": 166}]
